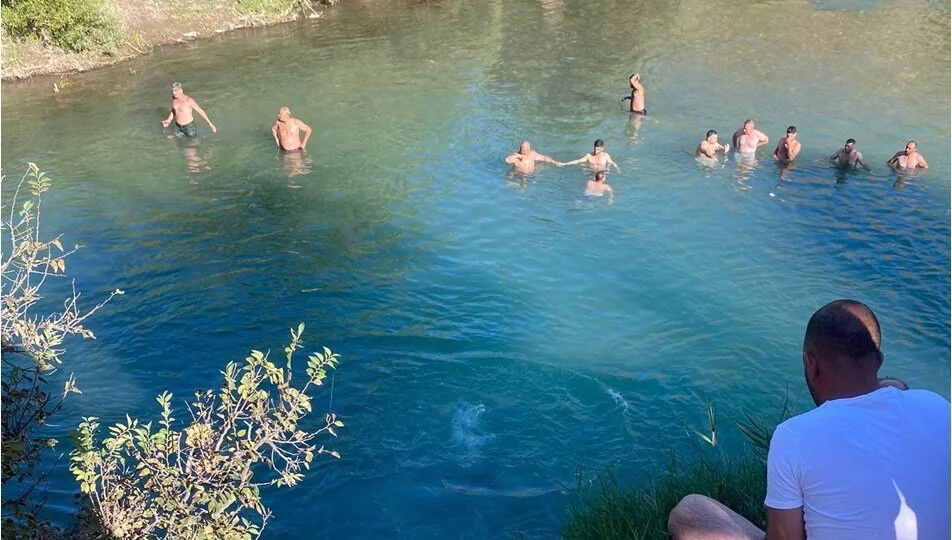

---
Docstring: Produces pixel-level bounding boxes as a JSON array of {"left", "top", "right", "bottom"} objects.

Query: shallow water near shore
[{"left": 2, "top": 0, "right": 949, "bottom": 537}]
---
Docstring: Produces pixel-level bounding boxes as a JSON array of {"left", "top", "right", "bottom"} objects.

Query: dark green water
[{"left": 1, "top": 0, "right": 949, "bottom": 536}]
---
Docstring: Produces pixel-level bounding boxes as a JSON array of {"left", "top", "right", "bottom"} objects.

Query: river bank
[{"left": 1, "top": 0, "right": 335, "bottom": 81}]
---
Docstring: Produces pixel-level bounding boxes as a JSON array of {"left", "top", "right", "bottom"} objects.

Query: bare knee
[{"left": 667, "top": 494, "right": 752, "bottom": 540}]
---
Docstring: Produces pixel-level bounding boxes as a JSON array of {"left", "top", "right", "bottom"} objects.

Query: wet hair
[
  {"left": 172, "top": 82, "right": 183, "bottom": 90},
  {"left": 595, "top": 170, "right": 606, "bottom": 181},
  {"left": 846, "top": 138, "right": 856, "bottom": 145},
  {"left": 786, "top": 126, "right": 797, "bottom": 135},
  {"left": 878, "top": 376, "right": 909, "bottom": 390},
  {"left": 594, "top": 139, "right": 605, "bottom": 148},
  {"left": 906, "top": 140, "right": 917, "bottom": 148},
  {"left": 743, "top": 119, "right": 754, "bottom": 126},
  {"left": 804, "top": 299, "right": 882, "bottom": 365},
  {"left": 706, "top": 130, "right": 717, "bottom": 138}
]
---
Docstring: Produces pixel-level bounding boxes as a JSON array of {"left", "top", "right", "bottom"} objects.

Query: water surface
[{"left": 2, "top": 0, "right": 949, "bottom": 537}]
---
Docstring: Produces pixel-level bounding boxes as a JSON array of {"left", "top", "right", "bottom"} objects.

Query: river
[{"left": 1, "top": 0, "right": 949, "bottom": 537}]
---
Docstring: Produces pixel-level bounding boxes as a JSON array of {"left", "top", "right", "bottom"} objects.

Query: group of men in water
[{"left": 695, "top": 117, "right": 929, "bottom": 172}]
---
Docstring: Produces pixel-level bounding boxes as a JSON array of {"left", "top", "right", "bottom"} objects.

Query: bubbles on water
[{"left": 451, "top": 403, "right": 495, "bottom": 462}]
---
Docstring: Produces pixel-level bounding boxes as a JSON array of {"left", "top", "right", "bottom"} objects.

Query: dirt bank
[{"left": 1, "top": 0, "right": 331, "bottom": 81}]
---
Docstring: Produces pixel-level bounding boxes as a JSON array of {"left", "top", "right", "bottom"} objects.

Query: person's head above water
[
  {"left": 802, "top": 299, "right": 883, "bottom": 406},
  {"left": 594, "top": 170, "right": 606, "bottom": 182},
  {"left": 171, "top": 82, "right": 184, "bottom": 96},
  {"left": 743, "top": 119, "right": 754, "bottom": 134},
  {"left": 519, "top": 141, "right": 531, "bottom": 154},
  {"left": 905, "top": 140, "right": 918, "bottom": 154},
  {"left": 593, "top": 139, "right": 605, "bottom": 154},
  {"left": 278, "top": 106, "right": 291, "bottom": 121},
  {"left": 786, "top": 126, "right": 797, "bottom": 137},
  {"left": 706, "top": 129, "right": 718, "bottom": 142},
  {"left": 878, "top": 376, "right": 909, "bottom": 390},
  {"left": 845, "top": 138, "right": 856, "bottom": 150}
]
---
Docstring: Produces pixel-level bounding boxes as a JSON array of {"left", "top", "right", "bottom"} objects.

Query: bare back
[{"left": 275, "top": 118, "right": 303, "bottom": 151}]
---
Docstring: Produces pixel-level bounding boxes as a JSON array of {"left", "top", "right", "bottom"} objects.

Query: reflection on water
[{"left": 0, "top": 0, "right": 948, "bottom": 537}]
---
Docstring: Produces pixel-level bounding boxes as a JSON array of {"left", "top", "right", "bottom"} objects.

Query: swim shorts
[{"left": 174, "top": 122, "right": 197, "bottom": 138}]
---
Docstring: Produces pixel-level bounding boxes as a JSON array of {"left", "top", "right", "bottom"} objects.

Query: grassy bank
[
  {"left": 563, "top": 399, "right": 796, "bottom": 539},
  {"left": 1, "top": 0, "right": 335, "bottom": 80}
]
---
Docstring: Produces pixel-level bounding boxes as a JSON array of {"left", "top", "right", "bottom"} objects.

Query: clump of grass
[
  {"left": 563, "top": 396, "right": 797, "bottom": 540},
  {"left": 563, "top": 454, "right": 766, "bottom": 540},
  {"left": 1, "top": 0, "right": 122, "bottom": 54}
]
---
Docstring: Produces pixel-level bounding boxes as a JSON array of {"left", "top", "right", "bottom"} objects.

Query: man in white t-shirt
[{"left": 667, "top": 299, "right": 951, "bottom": 540}]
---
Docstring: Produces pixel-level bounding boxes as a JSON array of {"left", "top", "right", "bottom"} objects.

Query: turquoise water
[{"left": 1, "top": 0, "right": 949, "bottom": 536}]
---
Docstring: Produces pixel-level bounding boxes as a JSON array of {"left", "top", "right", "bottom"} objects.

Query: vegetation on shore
[
  {"left": 563, "top": 399, "right": 797, "bottom": 540},
  {"left": 1, "top": 0, "right": 336, "bottom": 80},
  {"left": 1, "top": 165, "right": 343, "bottom": 537}
]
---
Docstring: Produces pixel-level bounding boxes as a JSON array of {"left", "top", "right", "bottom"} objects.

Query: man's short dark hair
[
  {"left": 744, "top": 119, "right": 753, "bottom": 126},
  {"left": 804, "top": 299, "right": 882, "bottom": 363},
  {"left": 706, "top": 130, "right": 717, "bottom": 138},
  {"left": 786, "top": 126, "right": 797, "bottom": 134},
  {"left": 595, "top": 170, "right": 606, "bottom": 181},
  {"left": 846, "top": 138, "right": 856, "bottom": 145},
  {"left": 594, "top": 139, "right": 605, "bottom": 148},
  {"left": 878, "top": 376, "right": 909, "bottom": 390}
]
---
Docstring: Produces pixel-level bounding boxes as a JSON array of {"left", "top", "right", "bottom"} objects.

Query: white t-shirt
[{"left": 766, "top": 387, "right": 950, "bottom": 540}]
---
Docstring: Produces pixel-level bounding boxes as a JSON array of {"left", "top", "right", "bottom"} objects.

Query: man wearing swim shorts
[
  {"left": 271, "top": 106, "right": 313, "bottom": 152},
  {"left": 161, "top": 82, "right": 217, "bottom": 138},
  {"left": 829, "top": 138, "right": 870, "bottom": 170},
  {"left": 887, "top": 140, "right": 928, "bottom": 170},
  {"left": 623, "top": 73, "right": 646, "bottom": 115},
  {"left": 732, "top": 119, "right": 769, "bottom": 155}
]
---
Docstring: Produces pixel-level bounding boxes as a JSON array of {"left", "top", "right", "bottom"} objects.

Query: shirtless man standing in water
[
  {"left": 731, "top": 119, "right": 769, "bottom": 156},
  {"left": 829, "top": 138, "right": 870, "bottom": 170},
  {"left": 563, "top": 139, "right": 621, "bottom": 171},
  {"left": 622, "top": 73, "right": 646, "bottom": 114},
  {"left": 696, "top": 130, "right": 730, "bottom": 159},
  {"left": 271, "top": 107, "right": 313, "bottom": 152},
  {"left": 161, "top": 82, "right": 217, "bottom": 137},
  {"left": 504, "top": 141, "right": 561, "bottom": 174},
  {"left": 773, "top": 126, "right": 801, "bottom": 162},
  {"left": 887, "top": 140, "right": 929, "bottom": 170},
  {"left": 584, "top": 170, "right": 613, "bottom": 197}
]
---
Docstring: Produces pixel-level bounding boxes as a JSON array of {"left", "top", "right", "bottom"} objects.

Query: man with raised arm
[
  {"left": 562, "top": 139, "right": 620, "bottom": 172},
  {"left": 271, "top": 107, "right": 313, "bottom": 152},
  {"left": 732, "top": 119, "right": 769, "bottom": 156},
  {"left": 887, "top": 140, "right": 929, "bottom": 170},
  {"left": 773, "top": 126, "right": 801, "bottom": 162},
  {"left": 829, "top": 138, "right": 870, "bottom": 170},
  {"left": 696, "top": 130, "right": 730, "bottom": 159},
  {"left": 504, "top": 141, "right": 561, "bottom": 174},
  {"left": 622, "top": 73, "right": 646, "bottom": 115},
  {"left": 667, "top": 299, "right": 951, "bottom": 540},
  {"left": 161, "top": 82, "right": 217, "bottom": 137}
]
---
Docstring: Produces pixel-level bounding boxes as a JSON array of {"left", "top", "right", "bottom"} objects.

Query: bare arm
[
  {"left": 271, "top": 122, "right": 281, "bottom": 147},
  {"left": 190, "top": 98, "right": 217, "bottom": 132},
  {"left": 773, "top": 139, "right": 784, "bottom": 159},
  {"left": 697, "top": 143, "right": 716, "bottom": 159},
  {"left": 532, "top": 151, "right": 559, "bottom": 165},
  {"left": 606, "top": 153, "right": 621, "bottom": 171},
  {"left": 765, "top": 507, "right": 805, "bottom": 540},
  {"left": 918, "top": 155, "right": 929, "bottom": 169},
  {"left": 297, "top": 120, "right": 313, "bottom": 149},
  {"left": 162, "top": 109, "right": 174, "bottom": 127},
  {"left": 504, "top": 153, "right": 523, "bottom": 165},
  {"left": 758, "top": 132, "right": 770, "bottom": 147},
  {"left": 857, "top": 156, "right": 871, "bottom": 170},
  {"left": 886, "top": 151, "right": 902, "bottom": 166},
  {"left": 562, "top": 154, "right": 589, "bottom": 167}
]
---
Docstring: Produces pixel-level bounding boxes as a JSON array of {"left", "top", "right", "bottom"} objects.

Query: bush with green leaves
[
  {"left": 1, "top": 164, "right": 122, "bottom": 535},
  {"left": 1, "top": 0, "right": 122, "bottom": 53},
  {"left": 2, "top": 165, "right": 344, "bottom": 538},
  {"left": 69, "top": 326, "right": 343, "bottom": 538}
]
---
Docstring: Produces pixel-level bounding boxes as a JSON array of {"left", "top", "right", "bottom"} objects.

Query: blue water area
[{"left": 1, "top": 0, "right": 949, "bottom": 537}]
